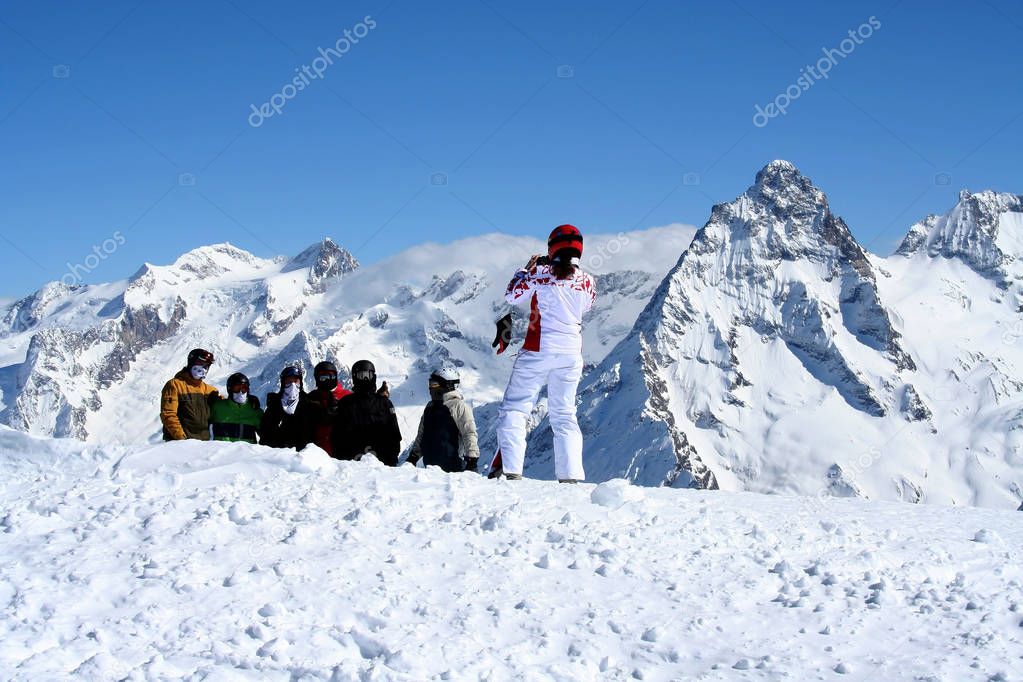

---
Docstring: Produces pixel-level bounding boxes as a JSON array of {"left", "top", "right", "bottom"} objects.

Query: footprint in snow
[
  {"left": 257, "top": 603, "right": 283, "bottom": 618},
  {"left": 245, "top": 624, "right": 268, "bottom": 640}
]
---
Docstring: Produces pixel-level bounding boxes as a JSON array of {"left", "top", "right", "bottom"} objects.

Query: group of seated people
[{"left": 159, "top": 348, "right": 481, "bottom": 473}]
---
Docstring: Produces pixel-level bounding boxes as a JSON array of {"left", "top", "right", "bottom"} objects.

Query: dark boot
[
  {"left": 504, "top": 473, "right": 523, "bottom": 480},
  {"left": 558, "top": 479, "right": 580, "bottom": 484}
]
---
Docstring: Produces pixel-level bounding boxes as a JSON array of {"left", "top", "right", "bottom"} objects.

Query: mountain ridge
[
  {"left": 0, "top": 225, "right": 695, "bottom": 450},
  {"left": 2, "top": 162, "right": 1021, "bottom": 508}
]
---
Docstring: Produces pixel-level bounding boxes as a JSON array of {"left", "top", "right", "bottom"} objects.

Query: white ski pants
[{"left": 497, "top": 350, "right": 585, "bottom": 480}]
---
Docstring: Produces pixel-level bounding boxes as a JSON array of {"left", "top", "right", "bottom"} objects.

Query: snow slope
[{"left": 1, "top": 428, "right": 1020, "bottom": 680}]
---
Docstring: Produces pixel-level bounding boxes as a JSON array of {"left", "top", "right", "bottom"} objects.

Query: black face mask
[
  {"left": 429, "top": 386, "right": 446, "bottom": 401},
  {"left": 353, "top": 379, "right": 376, "bottom": 394},
  {"left": 316, "top": 374, "right": 338, "bottom": 391}
]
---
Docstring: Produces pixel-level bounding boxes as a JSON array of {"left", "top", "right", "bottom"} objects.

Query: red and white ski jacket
[{"left": 505, "top": 264, "right": 596, "bottom": 355}]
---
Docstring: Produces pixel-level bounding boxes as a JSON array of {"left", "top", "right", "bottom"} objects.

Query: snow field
[{"left": 0, "top": 429, "right": 1021, "bottom": 680}]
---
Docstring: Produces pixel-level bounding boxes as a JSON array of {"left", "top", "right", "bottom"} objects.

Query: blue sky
[{"left": 1, "top": 0, "right": 1021, "bottom": 299}]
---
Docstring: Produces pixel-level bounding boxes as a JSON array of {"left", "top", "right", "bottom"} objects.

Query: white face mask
[
  {"left": 190, "top": 365, "right": 208, "bottom": 380},
  {"left": 282, "top": 383, "right": 300, "bottom": 413},
  {"left": 231, "top": 391, "right": 248, "bottom": 405}
]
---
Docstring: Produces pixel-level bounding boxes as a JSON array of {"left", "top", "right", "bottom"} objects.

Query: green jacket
[{"left": 209, "top": 396, "right": 263, "bottom": 443}]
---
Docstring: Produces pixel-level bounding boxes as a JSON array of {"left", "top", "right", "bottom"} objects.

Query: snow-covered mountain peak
[
  {"left": 895, "top": 189, "right": 1023, "bottom": 288},
  {"left": 753, "top": 158, "right": 809, "bottom": 193},
  {"left": 751, "top": 159, "right": 827, "bottom": 214},
  {"left": 540, "top": 165, "right": 1022, "bottom": 508},
  {"left": 758, "top": 158, "right": 798, "bottom": 174},
  {"left": 283, "top": 237, "right": 359, "bottom": 292},
  {"left": 1, "top": 281, "right": 77, "bottom": 333},
  {"left": 125, "top": 243, "right": 271, "bottom": 301},
  {"left": 170, "top": 242, "right": 266, "bottom": 278},
  {"left": 694, "top": 161, "right": 863, "bottom": 274},
  {"left": 668, "top": 164, "right": 899, "bottom": 354},
  {"left": 556, "top": 162, "right": 928, "bottom": 497}
]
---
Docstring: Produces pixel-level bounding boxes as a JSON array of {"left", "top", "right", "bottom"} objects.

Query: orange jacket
[{"left": 160, "top": 368, "right": 220, "bottom": 440}]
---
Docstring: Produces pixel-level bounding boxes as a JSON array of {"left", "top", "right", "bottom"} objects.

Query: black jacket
[
  {"left": 331, "top": 390, "right": 402, "bottom": 465},
  {"left": 298, "top": 387, "right": 349, "bottom": 456},
  {"left": 260, "top": 390, "right": 311, "bottom": 450}
]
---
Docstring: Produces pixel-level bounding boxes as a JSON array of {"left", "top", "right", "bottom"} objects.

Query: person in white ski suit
[{"left": 496, "top": 224, "right": 596, "bottom": 481}]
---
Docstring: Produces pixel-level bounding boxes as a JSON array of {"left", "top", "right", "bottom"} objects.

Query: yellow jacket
[{"left": 161, "top": 368, "right": 220, "bottom": 440}]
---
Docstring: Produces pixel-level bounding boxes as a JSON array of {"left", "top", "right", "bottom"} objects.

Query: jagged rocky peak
[
  {"left": 749, "top": 159, "right": 831, "bottom": 233},
  {"left": 284, "top": 238, "right": 359, "bottom": 288},
  {"left": 752, "top": 159, "right": 827, "bottom": 214},
  {"left": 647, "top": 159, "right": 913, "bottom": 405},
  {"left": 694, "top": 161, "right": 867, "bottom": 273},
  {"left": 895, "top": 189, "right": 1023, "bottom": 285},
  {"left": 895, "top": 216, "right": 936, "bottom": 256}
]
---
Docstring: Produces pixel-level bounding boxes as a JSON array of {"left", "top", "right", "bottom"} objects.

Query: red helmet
[
  {"left": 547, "top": 224, "right": 583, "bottom": 259},
  {"left": 187, "top": 348, "right": 214, "bottom": 366}
]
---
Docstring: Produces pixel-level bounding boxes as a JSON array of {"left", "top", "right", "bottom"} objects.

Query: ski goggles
[
  {"left": 353, "top": 369, "right": 375, "bottom": 381},
  {"left": 316, "top": 373, "right": 338, "bottom": 382},
  {"left": 189, "top": 350, "right": 215, "bottom": 366}
]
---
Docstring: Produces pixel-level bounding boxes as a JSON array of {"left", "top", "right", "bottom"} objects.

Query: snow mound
[
  {"left": 1, "top": 431, "right": 1021, "bottom": 680},
  {"left": 111, "top": 439, "right": 335, "bottom": 488},
  {"left": 590, "top": 478, "right": 645, "bottom": 508}
]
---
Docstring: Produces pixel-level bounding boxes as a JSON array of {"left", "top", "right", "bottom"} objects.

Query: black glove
[
  {"left": 464, "top": 457, "right": 479, "bottom": 473},
  {"left": 492, "top": 314, "right": 513, "bottom": 355}
]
